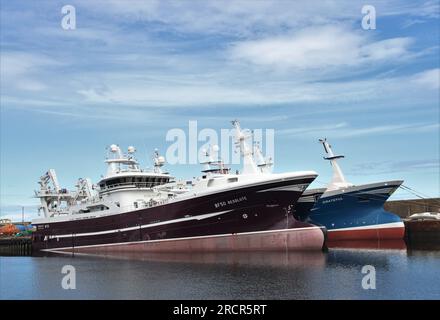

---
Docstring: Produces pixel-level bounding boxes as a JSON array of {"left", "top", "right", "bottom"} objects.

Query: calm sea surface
[{"left": 1, "top": 242, "right": 440, "bottom": 300}]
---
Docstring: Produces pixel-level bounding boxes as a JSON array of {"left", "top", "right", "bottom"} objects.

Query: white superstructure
[
  {"left": 35, "top": 146, "right": 174, "bottom": 219},
  {"left": 33, "top": 120, "right": 316, "bottom": 224}
]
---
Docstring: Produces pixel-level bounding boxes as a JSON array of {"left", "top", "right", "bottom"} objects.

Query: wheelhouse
[{"left": 99, "top": 175, "right": 171, "bottom": 192}]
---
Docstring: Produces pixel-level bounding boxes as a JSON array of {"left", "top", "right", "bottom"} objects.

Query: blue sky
[{"left": 1, "top": 0, "right": 439, "bottom": 221}]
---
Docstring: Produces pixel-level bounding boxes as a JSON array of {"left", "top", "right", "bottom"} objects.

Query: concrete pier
[
  {"left": 404, "top": 220, "right": 440, "bottom": 243},
  {"left": 385, "top": 198, "right": 440, "bottom": 245},
  {"left": 384, "top": 198, "right": 440, "bottom": 218},
  {"left": 0, "top": 237, "right": 33, "bottom": 256}
]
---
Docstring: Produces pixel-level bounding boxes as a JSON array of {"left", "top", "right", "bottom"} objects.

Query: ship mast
[
  {"left": 200, "top": 145, "right": 229, "bottom": 175},
  {"left": 319, "top": 138, "right": 353, "bottom": 191},
  {"left": 253, "top": 142, "right": 273, "bottom": 174},
  {"left": 105, "top": 144, "right": 140, "bottom": 177},
  {"left": 231, "top": 120, "right": 259, "bottom": 175},
  {"left": 153, "top": 149, "right": 166, "bottom": 174}
]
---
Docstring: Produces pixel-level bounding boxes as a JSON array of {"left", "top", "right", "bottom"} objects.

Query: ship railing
[
  {"left": 140, "top": 198, "right": 170, "bottom": 209},
  {"left": 35, "top": 189, "right": 74, "bottom": 197},
  {"left": 113, "top": 168, "right": 142, "bottom": 174},
  {"left": 45, "top": 196, "right": 174, "bottom": 217},
  {"left": 48, "top": 210, "right": 71, "bottom": 217}
]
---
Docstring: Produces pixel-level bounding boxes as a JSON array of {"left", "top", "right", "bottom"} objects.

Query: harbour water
[{"left": 1, "top": 241, "right": 440, "bottom": 300}]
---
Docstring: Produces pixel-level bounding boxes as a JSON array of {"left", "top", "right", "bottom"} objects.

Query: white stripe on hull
[{"left": 328, "top": 221, "right": 404, "bottom": 232}]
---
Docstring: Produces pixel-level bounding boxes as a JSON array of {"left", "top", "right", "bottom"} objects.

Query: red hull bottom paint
[
  {"left": 327, "top": 239, "right": 406, "bottom": 250},
  {"left": 51, "top": 227, "right": 325, "bottom": 254},
  {"left": 327, "top": 225, "right": 405, "bottom": 241}
]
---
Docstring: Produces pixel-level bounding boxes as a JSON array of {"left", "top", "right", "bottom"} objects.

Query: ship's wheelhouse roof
[{"left": 99, "top": 171, "right": 172, "bottom": 183}]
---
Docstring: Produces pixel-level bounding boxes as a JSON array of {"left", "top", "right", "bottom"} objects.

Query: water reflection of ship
[
  {"left": 325, "top": 246, "right": 407, "bottom": 270},
  {"left": 63, "top": 251, "right": 327, "bottom": 269}
]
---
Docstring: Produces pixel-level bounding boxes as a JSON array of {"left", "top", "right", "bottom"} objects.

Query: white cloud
[
  {"left": 278, "top": 122, "right": 439, "bottom": 139},
  {"left": 412, "top": 68, "right": 440, "bottom": 89},
  {"left": 34, "top": 27, "right": 121, "bottom": 46},
  {"left": 230, "top": 26, "right": 413, "bottom": 70},
  {"left": 386, "top": 0, "right": 440, "bottom": 18},
  {"left": 349, "top": 159, "right": 440, "bottom": 175},
  {"left": 0, "top": 52, "right": 62, "bottom": 91},
  {"left": 0, "top": 52, "right": 59, "bottom": 78},
  {"left": 71, "top": 66, "right": 439, "bottom": 109},
  {"left": 359, "top": 38, "right": 414, "bottom": 61},
  {"left": 77, "top": 83, "right": 270, "bottom": 106},
  {"left": 278, "top": 122, "right": 349, "bottom": 136},
  {"left": 80, "top": 0, "right": 439, "bottom": 36},
  {"left": 80, "top": 0, "right": 360, "bottom": 36},
  {"left": 1, "top": 1, "right": 437, "bottom": 118}
]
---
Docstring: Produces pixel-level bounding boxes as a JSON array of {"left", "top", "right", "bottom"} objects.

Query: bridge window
[{"left": 101, "top": 176, "right": 170, "bottom": 190}]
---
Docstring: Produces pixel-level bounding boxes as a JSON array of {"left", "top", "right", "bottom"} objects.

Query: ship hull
[
  {"left": 32, "top": 175, "right": 325, "bottom": 252},
  {"left": 45, "top": 227, "right": 325, "bottom": 254},
  {"left": 294, "top": 181, "right": 405, "bottom": 241}
]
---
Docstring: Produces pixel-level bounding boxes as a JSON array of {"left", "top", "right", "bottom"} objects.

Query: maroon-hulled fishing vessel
[{"left": 31, "top": 121, "right": 325, "bottom": 254}]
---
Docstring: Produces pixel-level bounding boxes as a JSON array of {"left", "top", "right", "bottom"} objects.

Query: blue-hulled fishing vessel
[{"left": 293, "top": 139, "right": 405, "bottom": 240}]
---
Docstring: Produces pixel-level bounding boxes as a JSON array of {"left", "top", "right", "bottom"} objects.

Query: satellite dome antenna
[
  {"left": 110, "top": 144, "right": 118, "bottom": 153},
  {"left": 127, "top": 146, "right": 136, "bottom": 154}
]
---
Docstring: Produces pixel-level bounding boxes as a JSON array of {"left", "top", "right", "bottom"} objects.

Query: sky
[{"left": 0, "top": 0, "right": 439, "bottom": 221}]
